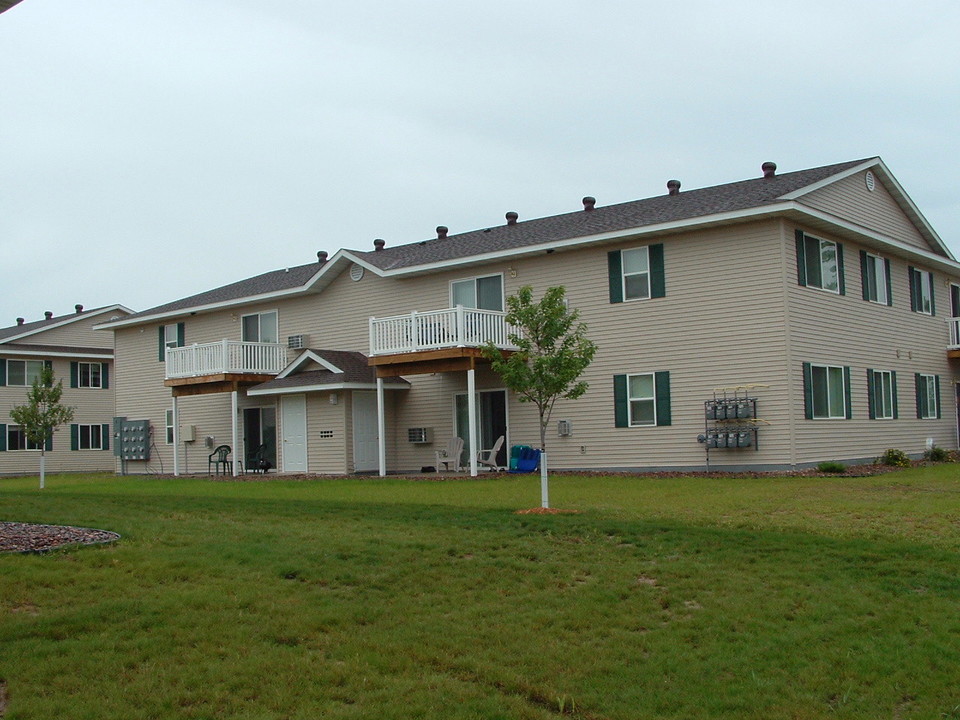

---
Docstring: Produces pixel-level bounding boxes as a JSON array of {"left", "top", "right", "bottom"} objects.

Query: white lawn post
[
  {"left": 39, "top": 451, "right": 46, "bottom": 490},
  {"left": 540, "top": 451, "right": 549, "bottom": 508}
]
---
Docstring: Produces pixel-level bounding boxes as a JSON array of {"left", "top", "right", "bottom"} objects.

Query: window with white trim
[
  {"left": 6, "top": 359, "right": 44, "bottom": 387},
  {"left": 451, "top": 275, "right": 503, "bottom": 311},
  {"left": 77, "top": 424, "right": 104, "bottom": 450},
  {"left": 613, "top": 371, "right": 671, "bottom": 427},
  {"left": 868, "top": 370, "right": 896, "bottom": 420},
  {"left": 621, "top": 247, "right": 651, "bottom": 301},
  {"left": 801, "top": 235, "right": 840, "bottom": 293},
  {"left": 78, "top": 362, "right": 102, "bottom": 388},
  {"left": 241, "top": 311, "right": 279, "bottom": 343},
  {"left": 861, "top": 252, "right": 890, "bottom": 305},
  {"left": 805, "top": 363, "right": 849, "bottom": 419},
  {"left": 627, "top": 373, "right": 656, "bottom": 426},
  {"left": 166, "top": 409, "right": 175, "bottom": 444},
  {"left": 917, "top": 374, "right": 939, "bottom": 419},
  {"left": 6, "top": 425, "right": 41, "bottom": 451}
]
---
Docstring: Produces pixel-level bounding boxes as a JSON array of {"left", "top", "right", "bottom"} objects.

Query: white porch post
[
  {"left": 231, "top": 389, "right": 239, "bottom": 477},
  {"left": 377, "top": 377, "right": 386, "bottom": 477},
  {"left": 172, "top": 395, "right": 180, "bottom": 476},
  {"left": 467, "top": 367, "right": 478, "bottom": 477}
]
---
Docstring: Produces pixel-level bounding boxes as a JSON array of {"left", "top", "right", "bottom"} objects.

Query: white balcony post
[
  {"left": 377, "top": 377, "right": 386, "bottom": 477},
  {"left": 222, "top": 338, "right": 230, "bottom": 373},
  {"left": 369, "top": 317, "right": 376, "bottom": 357},
  {"left": 456, "top": 305, "right": 465, "bottom": 346},
  {"left": 409, "top": 311, "right": 418, "bottom": 353},
  {"left": 467, "top": 367, "right": 478, "bottom": 477}
]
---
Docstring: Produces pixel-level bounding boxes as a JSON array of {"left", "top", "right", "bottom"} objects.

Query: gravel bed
[{"left": 0, "top": 522, "right": 120, "bottom": 554}]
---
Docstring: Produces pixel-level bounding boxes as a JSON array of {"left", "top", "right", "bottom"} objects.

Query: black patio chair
[{"left": 208, "top": 445, "right": 233, "bottom": 475}]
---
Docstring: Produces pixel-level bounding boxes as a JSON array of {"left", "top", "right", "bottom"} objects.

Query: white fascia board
[
  {"left": 94, "top": 259, "right": 351, "bottom": 331},
  {"left": 247, "top": 382, "right": 409, "bottom": 396},
  {"left": 0, "top": 348, "right": 113, "bottom": 359},
  {"left": 796, "top": 205, "right": 960, "bottom": 274},
  {"left": 5, "top": 304, "right": 133, "bottom": 344},
  {"left": 778, "top": 158, "right": 880, "bottom": 200},
  {"left": 276, "top": 350, "right": 343, "bottom": 378}
]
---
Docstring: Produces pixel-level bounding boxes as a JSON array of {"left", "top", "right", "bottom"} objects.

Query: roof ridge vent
[
  {"left": 505, "top": 211, "right": 518, "bottom": 226},
  {"left": 374, "top": 238, "right": 386, "bottom": 251},
  {"left": 762, "top": 161, "right": 777, "bottom": 178},
  {"left": 16, "top": 317, "right": 24, "bottom": 326},
  {"left": 667, "top": 179, "right": 681, "bottom": 196},
  {"left": 582, "top": 196, "right": 596, "bottom": 211},
  {"left": 44, "top": 311, "right": 53, "bottom": 320},
  {"left": 317, "top": 251, "right": 328, "bottom": 264},
  {"left": 436, "top": 226, "right": 448, "bottom": 239},
  {"left": 75, "top": 304, "right": 84, "bottom": 314}
]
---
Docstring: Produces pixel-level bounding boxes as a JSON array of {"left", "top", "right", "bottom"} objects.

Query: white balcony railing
[
  {"left": 165, "top": 340, "right": 288, "bottom": 379},
  {"left": 369, "top": 306, "right": 520, "bottom": 357},
  {"left": 949, "top": 317, "right": 960, "bottom": 350}
]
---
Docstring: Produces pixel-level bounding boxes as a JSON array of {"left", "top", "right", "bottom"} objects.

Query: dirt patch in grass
[
  {"left": 513, "top": 507, "right": 581, "bottom": 515},
  {"left": 0, "top": 522, "right": 119, "bottom": 554}
]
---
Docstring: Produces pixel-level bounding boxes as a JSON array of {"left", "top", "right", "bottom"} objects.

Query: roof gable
[{"left": 0, "top": 304, "right": 132, "bottom": 345}]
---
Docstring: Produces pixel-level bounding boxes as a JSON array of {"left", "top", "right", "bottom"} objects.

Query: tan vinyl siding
[
  {"left": 11, "top": 314, "right": 120, "bottom": 348},
  {"left": 787, "top": 223, "right": 959, "bottom": 462},
  {"left": 799, "top": 172, "right": 931, "bottom": 251}
]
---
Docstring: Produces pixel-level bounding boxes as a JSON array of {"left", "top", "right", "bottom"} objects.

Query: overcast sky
[{"left": 2, "top": 1, "right": 959, "bottom": 325}]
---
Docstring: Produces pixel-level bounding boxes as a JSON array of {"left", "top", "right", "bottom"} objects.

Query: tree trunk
[{"left": 39, "top": 450, "right": 46, "bottom": 490}]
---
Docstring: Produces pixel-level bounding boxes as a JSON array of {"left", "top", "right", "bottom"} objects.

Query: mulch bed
[{"left": 0, "top": 522, "right": 120, "bottom": 554}]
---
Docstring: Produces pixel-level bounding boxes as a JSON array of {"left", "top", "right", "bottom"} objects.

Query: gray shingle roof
[
  {"left": 250, "top": 350, "right": 409, "bottom": 393},
  {"left": 124, "top": 159, "right": 872, "bottom": 320},
  {"left": 0, "top": 305, "right": 125, "bottom": 343}
]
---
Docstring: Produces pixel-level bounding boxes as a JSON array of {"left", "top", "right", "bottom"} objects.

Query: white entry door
[
  {"left": 352, "top": 391, "right": 379, "bottom": 472},
  {"left": 281, "top": 394, "right": 307, "bottom": 472}
]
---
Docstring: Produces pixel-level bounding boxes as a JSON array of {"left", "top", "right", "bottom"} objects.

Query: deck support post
[
  {"left": 172, "top": 395, "right": 180, "bottom": 476},
  {"left": 467, "top": 367, "right": 478, "bottom": 477},
  {"left": 377, "top": 377, "right": 386, "bottom": 477},
  {"left": 231, "top": 389, "right": 239, "bottom": 477}
]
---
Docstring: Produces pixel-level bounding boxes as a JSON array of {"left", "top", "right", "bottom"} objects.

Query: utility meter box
[{"left": 116, "top": 419, "right": 151, "bottom": 460}]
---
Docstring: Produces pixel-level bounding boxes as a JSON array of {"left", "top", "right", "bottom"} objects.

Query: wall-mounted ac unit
[
  {"left": 287, "top": 334, "right": 305, "bottom": 349},
  {"left": 407, "top": 427, "right": 433, "bottom": 444},
  {"left": 557, "top": 419, "right": 572, "bottom": 437}
]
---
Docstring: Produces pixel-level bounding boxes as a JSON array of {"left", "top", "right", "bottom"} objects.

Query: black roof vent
[
  {"left": 44, "top": 311, "right": 53, "bottom": 320},
  {"left": 505, "top": 211, "right": 518, "bottom": 226},
  {"left": 667, "top": 180, "right": 681, "bottom": 196},
  {"left": 75, "top": 304, "right": 84, "bottom": 314},
  {"left": 762, "top": 161, "right": 777, "bottom": 178},
  {"left": 436, "top": 226, "right": 448, "bottom": 239},
  {"left": 582, "top": 196, "right": 596, "bottom": 211},
  {"left": 373, "top": 239, "right": 385, "bottom": 252},
  {"left": 16, "top": 317, "right": 24, "bottom": 326},
  {"left": 317, "top": 251, "right": 328, "bottom": 264}
]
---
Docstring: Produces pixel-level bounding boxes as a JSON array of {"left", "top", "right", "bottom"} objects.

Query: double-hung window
[
  {"left": 451, "top": 275, "right": 503, "bottom": 311},
  {"left": 6, "top": 425, "right": 42, "bottom": 451},
  {"left": 803, "top": 363, "right": 851, "bottom": 419},
  {"left": 613, "top": 372, "right": 672, "bottom": 427},
  {"left": 867, "top": 369, "right": 897, "bottom": 420},
  {"left": 158, "top": 322, "right": 185, "bottom": 361},
  {"left": 915, "top": 374, "right": 940, "bottom": 419},
  {"left": 608, "top": 245, "right": 666, "bottom": 303},
  {"left": 242, "top": 311, "right": 279, "bottom": 344},
  {"left": 6, "top": 359, "right": 45, "bottom": 387},
  {"left": 796, "top": 231, "right": 843, "bottom": 294},
  {"left": 860, "top": 251, "right": 891, "bottom": 305},
  {"left": 909, "top": 267, "right": 935, "bottom": 315},
  {"left": 166, "top": 409, "right": 175, "bottom": 444}
]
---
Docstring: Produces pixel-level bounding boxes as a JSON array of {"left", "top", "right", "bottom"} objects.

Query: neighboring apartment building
[
  {"left": 97, "top": 158, "right": 960, "bottom": 475},
  {"left": 0, "top": 304, "right": 131, "bottom": 475}
]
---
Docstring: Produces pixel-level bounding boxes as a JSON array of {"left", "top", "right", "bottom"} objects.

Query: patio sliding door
[{"left": 455, "top": 390, "right": 507, "bottom": 469}]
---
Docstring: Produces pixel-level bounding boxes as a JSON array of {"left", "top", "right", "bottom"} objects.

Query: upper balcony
[
  {"left": 165, "top": 340, "right": 288, "bottom": 393},
  {"left": 948, "top": 318, "right": 960, "bottom": 358},
  {"left": 368, "top": 306, "right": 519, "bottom": 376}
]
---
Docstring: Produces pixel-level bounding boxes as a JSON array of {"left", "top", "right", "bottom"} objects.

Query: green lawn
[{"left": 1, "top": 468, "right": 959, "bottom": 719}]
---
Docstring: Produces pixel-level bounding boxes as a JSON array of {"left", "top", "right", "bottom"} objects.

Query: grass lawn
[{"left": 1, "top": 468, "right": 959, "bottom": 719}]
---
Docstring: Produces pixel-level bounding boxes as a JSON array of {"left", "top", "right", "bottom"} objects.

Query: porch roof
[{"left": 247, "top": 349, "right": 410, "bottom": 396}]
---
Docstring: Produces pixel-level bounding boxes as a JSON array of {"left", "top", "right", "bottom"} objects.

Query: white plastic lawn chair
[
  {"left": 435, "top": 436, "right": 464, "bottom": 473},
  {"left": 477, "top": 435, "right": 506, "bottom": 471}
]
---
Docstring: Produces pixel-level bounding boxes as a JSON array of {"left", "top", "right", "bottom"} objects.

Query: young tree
[
  {"left": 482, "top": 285, "right": 597, "bottom": 507},
  {"left": 9, "top": 365, "right": 75, "bottom": 489}
]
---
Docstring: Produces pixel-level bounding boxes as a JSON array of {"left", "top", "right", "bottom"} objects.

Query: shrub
[
  {"left": 879, "top": 448, "right": 911, "bottom": 467},
  {"left": 817, "top": 461, "right": 846, "bottom": 474},
  {"left": 924, "top": 446, "right": 951, "bottom": 462}
]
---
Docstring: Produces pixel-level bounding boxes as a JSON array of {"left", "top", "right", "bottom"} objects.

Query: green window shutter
[
  {"left": 0, "top": 358, "right": 5, "bottom": 387},
  {"left": 802, "top": 362, "right": 813, "bottom": 420},
  {"left": 43, "top": 361, "right": 53, "bottom": 386},
  {"left": 70, "top": 361, "right": 79, "bottom": 388},
  {"left": 71, "top": 424, "right": 79, "bottom": 451},
  {"left": 795, "top": 230, "right": 807, "bottom": 287},
  {"left": 859, "top": 251, "right": 869, "bottom": 301},
  {"left": 0, "top": 424, "right": 6, "bottom": 451},
  {"left": 101, "top": 363, "right": 109, "bottom": 390},
  {"left": 45, "top": 433, "right": 53, "bottom": 452},
  {"left": 884, "top": 259, "right": 893, "bottom": 306},
  {"left": 613, "top": 375, "right": 629, "bottom": 427},
  {"left": 158, "top": 326, "right": 166, "bottom": 362},
  {"left": 866, "top": 369, "right": 876, "bottom": 420},
  {"left": 654, "top": 371, "right": 671, "bottom": 426},
  {"left": 914, "top": 373, "right": 924, "bottom": 419},
  {"left": 836, "top": 243, "right": 846, "bottom": 296},
  {"left": 649, "top": 244, "right": 666, "bottom": 298},
  {"left": 908, "top": 267, "right": 917, "bottom": 312},
  {"left": 930, "top": 280, "right": 936, "bottom": 316},
  {"left": 935, "top": 375, "right": 942, "bottom": 419},
  {"left": 607, "top": 251, "right": 623, "bottom": 304},
  {"left": 102, "top": 424, "right": 111, "bottom": 451},
  {"left": 891, "top": 371, "right": 898, "bottom": 419},
  {"left": 177, "top": 322, "right": 185, "bottom": 347},
  {"left": 843, "top": 366, "right": 852, "bottom": 419}
]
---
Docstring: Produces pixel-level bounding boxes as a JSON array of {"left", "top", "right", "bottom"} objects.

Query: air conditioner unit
[
  {"left": 287, "top": 334, "right": 305, "bottom": 349},
  {"left": 407, "top": 427, "right": 433, "bottom": 444},
  {"left": 557, "top": 419, "right": 572, "bottom": 437}
]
